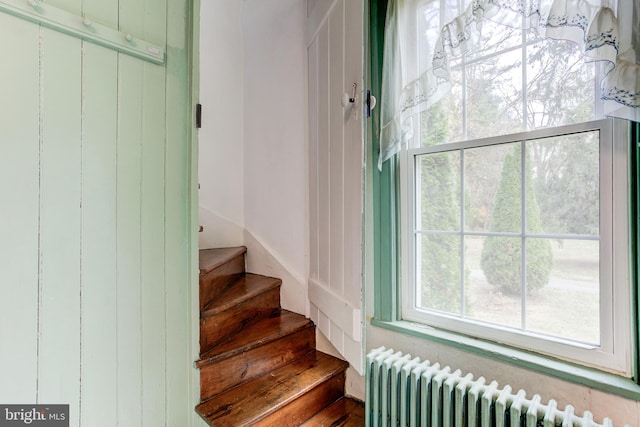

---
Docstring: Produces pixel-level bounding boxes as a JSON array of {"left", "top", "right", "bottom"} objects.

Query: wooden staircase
[{"left": 195, "top": 247, "right": 365, "bottom": 426}]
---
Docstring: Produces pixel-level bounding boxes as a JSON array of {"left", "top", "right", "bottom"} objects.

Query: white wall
[
  {"left": 242, "top": 0, "right": 308, "bottom": 282},
  {"left": 243, "top": 0, "right": 309, "bottom": 315},
  {"left": 199, "top": 0, "right": 309, "bottom": 315},
  {"left": 198, "top": 0, "right": 245, "bottom": 249}
]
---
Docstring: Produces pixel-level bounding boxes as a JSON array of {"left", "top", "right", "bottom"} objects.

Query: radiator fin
[{"left": 365, "top": 347, "right": 631, "bottom": 427}]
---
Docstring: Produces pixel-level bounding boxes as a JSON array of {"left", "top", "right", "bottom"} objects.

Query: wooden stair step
[
  {"left": 197, "top": 310, "right": 316, "bottom": 400},
  {"left": 198, "top": 309, "right": 313, "bottom": 363},
  {"left": 201, "top": 273, "right": 281, "bottom": 315},
  {"left": 196, "top": 246, "right": 356, "bottom": 427},
  {"left": 200, "top": 274, "right": 281, "bottom": 353},
  {"left": 199, "top": 246, "right": 246, "bottom": 276},
  {"left": 199, "top": 247, "right": 247, "bottom": 310},
  {"left": 300, "top": 397, "right": 365, "bottom": 427},
  {"left": 196, "top": 352, "right": 349, "bottom": 427}
]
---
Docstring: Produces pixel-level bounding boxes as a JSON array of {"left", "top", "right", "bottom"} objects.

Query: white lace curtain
[{"left": 379, "top": 0, "right": 640, "bottom": 169}]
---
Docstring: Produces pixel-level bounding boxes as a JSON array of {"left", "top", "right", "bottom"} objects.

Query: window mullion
[
  {"left": 521, "top": 14, "right": 528, "bottom": 131},
  {"left": 413, "top": 153, "right": 421, "bottom": 309},
  {"left": 521, "top": 140, "right": 527, "bottom": 331},
  {"left": 521, "top": 14, "right": 528, "bottom": 331},
  {"left": 460, "top": 149, "right": 466, "bottom": 317}
]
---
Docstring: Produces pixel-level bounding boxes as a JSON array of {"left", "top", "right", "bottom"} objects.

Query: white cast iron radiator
[{"left": 366, "top": 347, "right": 628, "bottom": 427}]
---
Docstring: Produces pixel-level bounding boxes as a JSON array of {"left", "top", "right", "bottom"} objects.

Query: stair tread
[
  {"left": 196, "top": 352, "right": 349, "bottom": 427},
  {"left": 201, "top": 273, "right": 281, "bottom": 317},
  {"left": 199, "top": 247, "right": 247, "bottom": 275},
  {"left": 300, "top": 397, "right": 365, "bottom": 427},
  {"left": 197, "top": 309, "right": 313, "bottom": 366}
]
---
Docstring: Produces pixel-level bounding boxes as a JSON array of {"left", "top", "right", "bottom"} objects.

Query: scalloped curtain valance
[{"left": 379, "top": 0, "right": 640, "bottom": 169}]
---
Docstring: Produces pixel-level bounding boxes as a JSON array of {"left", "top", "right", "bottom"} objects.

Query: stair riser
[
  {"left": 199, "top": 288, "right": 280, "bottom": 353},
  {"left": 196, "top": 248, "right": 363, "bottom": 427},
  {"left": 199, "top": 253, "right": 245, "bottom": 310},
  {"left": 300, "top": 397, "right": 365, "bottom": 427},
  {"left": 199, "top": 326, "right": 316, "bottom": 401},
  {"left": 196, "top": 352, "right": 349, "bottom": 424},
  {"left": 253, "top": 372, "right": 346, "bottom": 427}
]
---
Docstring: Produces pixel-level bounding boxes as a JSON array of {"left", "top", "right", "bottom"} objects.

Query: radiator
[{"left": 365, "top": 347, "right": 628, "bottom": 427}]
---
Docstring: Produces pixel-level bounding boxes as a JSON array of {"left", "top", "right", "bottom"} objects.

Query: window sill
[{"left": 370, "top": 318, "right": 640, "bottom": 401}]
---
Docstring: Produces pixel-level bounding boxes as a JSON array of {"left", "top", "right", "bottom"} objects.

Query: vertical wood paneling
[
  {"left": 330, "top": 320, "right": 344, "bottom": 353},
  {"left": 37, "top": 29, "right": 82, "bottom": 426},
  {"left": 82, "top": 0, "right": 117, "bottom": 27},
  {"left": 46, "top": 0, "right": 82, "bottom": 16},
  {"left": 328, "top": 1, "right": 345, "bottom": 296},
  {"left": 308, "top": 38, "right": 319, "bottom": 279},
  {"left": 310, "top": 303, "right": 320, "bottom": 326},
  {"left": 317, "top": 23, "right": 330, "bottom": 286},
  {"left": 0, "top": 13, "right": 40, "bottom": 403},
  {"left": 140, "top": 0, "right": 168, "bottom": 423},
  {"left": 140, "top": 60, "right": 167, "bottom": 427},
  {"left": 0, "top": 0, "right": 194, "bottom": 423},
  {"left": 79, "top": 1, "right": 119, "bottom": 425},
  {"left": 116, "top": 54, "right": 144, "bottom": 427},
  {"left": 319, "top": 311, "right": 331, "bottom": 339},
  {"left": 140, "top": 76, "right": 168, "bottom": 420},
  {"left": 116, "top": 3, "right": 146, "bottom": 426},
  {"left": 165, "top": 0, "right": 193, "bottom": 424},
  {"left": 143, "top": 0, "right": 166, "bottom": 44},
  {"left": 80, "top": 42, "right": 118, "bottom": 427},
  {"left": 343, "top": 334, "right": 361, "bottom": 371},
  {"left": 343, "top": 0, "right": 364, "bottom": 309},
  {"left": 307, "top": 0, "right": 364, "bottom": 373}
]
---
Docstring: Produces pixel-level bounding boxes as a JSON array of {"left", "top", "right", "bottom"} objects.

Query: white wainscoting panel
[{"left": 307, "top": 0, "right": 364, "bottom": 374}]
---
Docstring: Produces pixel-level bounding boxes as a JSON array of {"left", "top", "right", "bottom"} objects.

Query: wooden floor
[{"left": 195, "top": 247, "right": 364, "bottom": 426}]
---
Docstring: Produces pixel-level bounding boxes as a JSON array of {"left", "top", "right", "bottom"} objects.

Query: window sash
[{"left": 401, "top": 118, "right": 633, "bottom": 376}]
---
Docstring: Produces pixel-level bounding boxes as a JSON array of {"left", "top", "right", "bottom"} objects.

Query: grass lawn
[{"left": 422, "top": 237, "right": 600, "bottom": 345}]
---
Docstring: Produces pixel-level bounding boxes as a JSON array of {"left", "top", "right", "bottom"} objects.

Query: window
[
  {"left": 402, "top": 120, "right": 631, "bottom": 375},
  {"left": 378, "top": 0, "right": 636, "bottom": 376}
]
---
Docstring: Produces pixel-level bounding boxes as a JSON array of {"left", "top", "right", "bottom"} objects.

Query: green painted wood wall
[{"left": 0, "top": 0, "right": 198, "bottom": 425}]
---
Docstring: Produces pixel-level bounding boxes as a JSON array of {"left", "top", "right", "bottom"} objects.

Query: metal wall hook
[{"left": 341, "top": 83, "right": 358, "bottom": 108}]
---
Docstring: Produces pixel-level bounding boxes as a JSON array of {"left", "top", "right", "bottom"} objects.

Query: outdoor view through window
[{"left": 403, "top": 8, "right": 631, "bottom": 373}]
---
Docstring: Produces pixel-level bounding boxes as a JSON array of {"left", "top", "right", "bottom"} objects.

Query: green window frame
[{"left": 368, "top": 0, "right": 640, "bottom": 399}]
